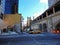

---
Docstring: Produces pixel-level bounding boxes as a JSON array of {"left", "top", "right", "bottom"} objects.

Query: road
[{"left": 0, "top": 32, "right": 60, "bottom": 45}]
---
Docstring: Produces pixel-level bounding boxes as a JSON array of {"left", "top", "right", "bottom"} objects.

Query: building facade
[
  {"left": 27, "top": 17, "right": 32, "bottom": 27},
  {"left": 1, "top": 0, "right": 18, "bottom": 14},
  {"left": 48, "top": 0, "right": 60, "bottom": 7},
  {"left": 0, "top": 0, "right": 23, "bottom": 34},
  {"left": 31, "top": 1, "right": 60, "bottom": 33}
]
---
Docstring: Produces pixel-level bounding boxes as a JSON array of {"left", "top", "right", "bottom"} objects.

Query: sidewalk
[{"left": 0, "top": 32, "right": 18, "bottom": 35}]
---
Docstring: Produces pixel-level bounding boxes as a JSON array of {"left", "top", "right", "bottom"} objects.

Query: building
[
  {"left": 27, "top": 17, "right": 32, "bottom": 27},
  {"left": 24, "top": 17, "right": 32, "bottom": 31},
  {"left": 0, "top": 14, "right": 22, "bottom": 33},
  {"left": 1, "top": 0, "right": 18, "bottom": 14},
  {"left": 48, "top": 0, "right": 60, "bottom": 7},
  {"left": 0, "top": 0, "right": 23, "bottom": 34},
  {"left": 31, "top": 1, "right": 60, "bottom": 33},
  {"left": 0, "top": 0, "right": 19, "bottom": 19}
]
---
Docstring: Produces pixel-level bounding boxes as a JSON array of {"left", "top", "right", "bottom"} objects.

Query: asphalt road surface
[{"left": 0, "top": 33, "right": 60, "bottom": 45}]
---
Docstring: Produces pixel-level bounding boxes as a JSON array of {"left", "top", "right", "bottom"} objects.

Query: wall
[
  {"left": 31, "top": 11, "right": 60, "bottom": 33},
  {"left": 14, "top": 23, "right": 21, "bottom": 33},
  {"left": 3, "top": 14, "right": 21, "bottom": 26}
]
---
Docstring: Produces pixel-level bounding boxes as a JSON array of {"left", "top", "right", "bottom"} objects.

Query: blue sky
[{"left": 18, "top": 0, "right": 48, "bottom": 24}]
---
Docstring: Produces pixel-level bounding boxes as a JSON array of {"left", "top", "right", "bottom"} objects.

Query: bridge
[{"left": 31, "top": 1, "right": 60, "bottom": 33}]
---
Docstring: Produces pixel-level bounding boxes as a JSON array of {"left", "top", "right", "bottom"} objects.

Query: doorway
[
  {"left": 43, "top": 23, "right": 47, "bottom": 32},
  {"left": 55, "top": 22, "right": 60, "bottom": 30}
]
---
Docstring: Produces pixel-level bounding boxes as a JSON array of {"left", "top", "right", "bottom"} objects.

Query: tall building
[
  {"left": 0, "top": 0, "right": 23, "bottom": 33},
  {"left": 1, "top": 0, "right": 18, "bottom": 14},
  {"left": 48, "top": 0, "right": 60, "bottom": 7},
  {"left": 27, "top": 17, "right": 32, "bottom": 27}
]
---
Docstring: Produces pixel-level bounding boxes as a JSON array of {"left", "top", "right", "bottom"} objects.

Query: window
[
  {"left": 39, "top": 24, "right": 42, "bottom": 30},
  {"left": 11, "top": 3, "right": 18, "bottom": 14},
  {"left": 0, "top": 13, "right": 3, "bottom": 19},
  {"left": 43, "top": 13, "right": 46, "bottom": 18},
  {"left": 48, "top": 8, "right": 53, "bottom": 15},
  {"left": 55, "top": 4, "right": 60, "bottom": 12}
]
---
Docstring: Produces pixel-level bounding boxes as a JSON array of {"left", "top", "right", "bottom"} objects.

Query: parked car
[
  {"left": 52, "top": 30, "right": 60, "bottom": 34},
  {"left": 29, "top": 30, "right": 41, "bottom": 34}
]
